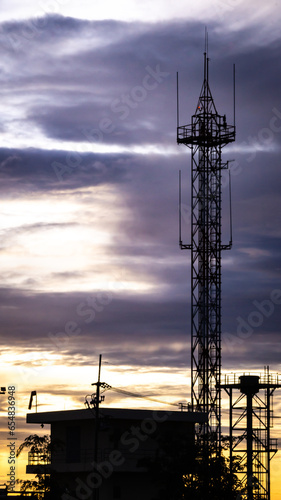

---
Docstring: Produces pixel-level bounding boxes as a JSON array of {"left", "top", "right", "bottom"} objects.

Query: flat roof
[{"left": 27, "top": 407, "right": 207, "bottom": 424}]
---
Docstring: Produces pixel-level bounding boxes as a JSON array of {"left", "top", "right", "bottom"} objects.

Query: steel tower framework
[
  {"left": 221, "top": 371, "right": 281, "bottom": 500},
  {"left": 177, "top": 52, "right": 235, "bottom": 453}
]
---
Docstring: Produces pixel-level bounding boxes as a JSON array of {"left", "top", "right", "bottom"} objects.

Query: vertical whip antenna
[
  {"left": 233, "top": 63, "right": 236, "bottom": 131},
  {"left": 177, "top": 72, "right": 179, "bottom": 130},
  {"left": 229, "top": 169, "right": 233, "bottom": 247},
  {"left": 179, "top": 169, "right": 182, "bottom": 246}
]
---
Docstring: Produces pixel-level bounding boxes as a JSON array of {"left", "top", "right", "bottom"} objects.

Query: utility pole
[{"left": 92, "top": 354, "right": 103, "bottom": 500}]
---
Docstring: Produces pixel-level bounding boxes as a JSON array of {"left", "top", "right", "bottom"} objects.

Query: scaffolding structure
[
  {"left": 177, "top": 48, "right": 235, "bottom": 459},
  {"left": 221, "top": 370, "right": 281, "bottom": 500}
]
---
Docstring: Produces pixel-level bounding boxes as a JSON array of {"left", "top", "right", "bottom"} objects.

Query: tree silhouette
[
  {"left": 140, "top": 432, "right": 245, "bottom": 500},
  {"left": 183, "top": 435, "right": 245, "bottom": 500},
  {"left": 16, "top": 434, "right": 64, "bottom": 500}
]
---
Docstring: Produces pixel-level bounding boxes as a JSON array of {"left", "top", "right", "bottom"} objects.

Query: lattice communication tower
[{"left": 177, "top": 50, "right": 235, "bottom": 455}]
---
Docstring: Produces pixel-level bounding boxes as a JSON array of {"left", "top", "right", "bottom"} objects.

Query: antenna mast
[{"left": 177, "top": 39, "right": 236, "bottom": 481}]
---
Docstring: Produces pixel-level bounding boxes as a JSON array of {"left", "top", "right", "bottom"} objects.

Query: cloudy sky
[{"left": 0, "top": 0, "right": 281, "bottom": 494}]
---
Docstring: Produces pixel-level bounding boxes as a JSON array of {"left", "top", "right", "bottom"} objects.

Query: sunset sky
[{"left": 0, "top": 0, "right": 281, "bottom": 496}]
